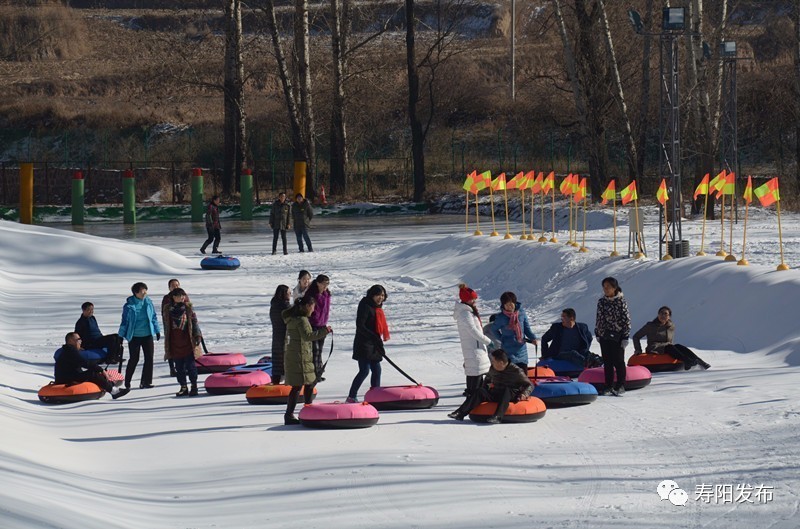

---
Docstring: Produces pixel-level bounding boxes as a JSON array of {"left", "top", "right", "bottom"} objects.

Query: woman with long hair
[
  {"left": 269, "top": 284, "right": 291, "bottom": 384},
  {"left": 595, "top": 277, "right": 632, "bottom": 395},
  {"left": 347, "top": 285, "right": 389, "bottom": 403}
]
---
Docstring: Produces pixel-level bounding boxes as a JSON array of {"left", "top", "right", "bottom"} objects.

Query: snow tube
[
  {"left": 468, "top": 397, "right": 547, "bottom": 423},
  {"left": 105, "top": 369, "right": 124, "bottom": 386},
  {"left": 200, "top": 255, "right": 240, "bottom": 270},
  {"left": 195, "top": 353, "right": 247, "bottom": 374},
  {"left": 231, "top": 362, "right": 272, "bottom": 375},
  {"left": 628, "top": 353, "right": 683, "bottom": 372},
  {"left": 38, "top": 382, "right": 105, "bottom": 404},
  {"left": 531, "top": 378, "right": 597, "bottom": 407},
  {"left": 578, "top": 365, "right": 652, "bottom": 391},
  {"left": 299, "top": 402, "right": 380, "bottom": 429},
  {"left": 527, "top": 366, "right": 556, "bottom": 378},
  {"left": 364, "top": 385, "right": 439, "bottom": 410},
  {"left": 536, "top": 357, "right": 585, "bottom": 378},
  {"left": 257, "top": 355, "right": 271, "bottom": 364},
  {"left": 204, "top": 370, "right": 271, "bottom": 395},
  {"left": 246, "top": 384, "right": 317, "bottom": 405},
  {"left": 53, "top": 347, "right": 110, "bottom": 365}
]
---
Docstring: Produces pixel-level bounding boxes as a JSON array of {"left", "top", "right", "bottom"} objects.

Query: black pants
[
  {"left": 285, "top": 384, "right": 315, "bottom": 417},
  {"left": 201, "top": 226, "right": 221, "bottom": 253},
  {"left": 454, "top": 385, "right": 515, "bottom": 420},
  {"left": 72, "top": 368, "right": 114, "bottom": 393},
  {"left": 599, "top": 338, "right": 626, "bottom": 390},
  {"left": 125, "top": 335, "right": 154, "bottom": 388},
  {"left": 294, "top": 227, "right": 313, "bottom": 252},
  {"left": 272, "top": 229, "right": 287, "bottom": 254},
  {"left": 515, "top": 362, "right": 528, "bottom": 373},
  {"left": 464, "top": 374, "right": 484, "bottom": 396},
  {"left": 311, "top": 331, "right": 326, "bottom": 378},
  {"left": 664, "top": 344, "right": 707, "bottom": 367},
  {"left": 83, "top": 334, "right": 123, "bottom": 364}
]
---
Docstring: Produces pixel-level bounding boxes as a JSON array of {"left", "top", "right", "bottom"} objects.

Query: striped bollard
[
  {"left": 240, "top": 168, "right": 253, "bottom": 220},
  {"left": 72, "top": 170, "right": 84, "bottom": 225},
  {"left": 122, "top": 169, "right": 136, "bottom": 225},
  {"left": 191, "top": 168, "right": 204, "bottom": 222}
]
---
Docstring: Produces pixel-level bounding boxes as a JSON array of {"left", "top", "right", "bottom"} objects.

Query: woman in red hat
[{"left": 453, "top": 283, "right": 493, "bottom": 398}]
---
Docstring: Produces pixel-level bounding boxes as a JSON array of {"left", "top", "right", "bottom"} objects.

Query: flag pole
[
  {"left": 716, "top": 194, "right": 728, "bottom": 257},
  {"left": 725, "top": 193, "right": 737, "bottom": 261},
  {"left": 579, "top": 192, "right": 588, "bottom": 252},
  {"left": 549, "top": 189, "right": 558, "bottom": 243},
  {"left": 633, "top": 197, "right": 644, "bottom": 259},
  {"left": 465, "top": 189, "right": 469, "bottom": 233},
  {"left": 530, "top": 187, "right": 537, "bottom": 242},
  {"left": 697, "top": 191, "right": 709, "bottom": 256},
  {"left": 737, "top": 198, "right": 749, "bottom": 266},
  {"left": 473, "top": 191, "right": 482, "bottom": 236},
  {"left": 503, "top": 185, "right": 512, "bottom": 239},
  {"left": 520, "top": 188, "right": 528, "bottom": 239},
  {"left": 610, "top": 194, "right": 619, "bottom": 257},
  {"left": 662, "top": 202, "right": 672, "bottom": 260},
  {"left": 776, "top": 198, "right": 790, "bottom": 271},
  {"left": 489, "top": 186, "right": 499, "bottom": 236},
  {"left": 566, "top": 197, "right": 574, "bottom": 246},
  {"left": 538, "top": 189, "right": 546, "bottom": 242}
]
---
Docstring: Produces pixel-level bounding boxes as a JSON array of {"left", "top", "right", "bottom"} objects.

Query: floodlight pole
[{"left": 659, "top": 30, "right": 682, "bottom": 259}]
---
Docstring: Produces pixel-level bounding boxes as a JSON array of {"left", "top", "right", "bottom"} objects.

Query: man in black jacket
[
  {"left": 291, "top": 193, "right": 314, "bottom": 252},
  {"left": 74, "top": 302, "right": 123, "bottom": 363},
  {"left": 55, "top": 333, "right": 130, "bottom": 399},
  {"left": 269, "top": 192, "right": 291, "bottom": 255},
  {"left": 540, "top": 308, "right": 595, "bottom": 367}
]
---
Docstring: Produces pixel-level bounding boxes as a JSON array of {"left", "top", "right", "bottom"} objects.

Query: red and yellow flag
[
  {"left": 620, "top": 181, "right": 638, "bottom": 205},
  {"left": 693, "top": 173, "right": 710, "bottom": 200},
  {"left": 715, "top": 171, "right": 735, "bottom": 198},
  {"left": 542, "top": 171, "right": 555, "bottom": 194},
  {"left": 573, "top": 177, "right": 587, "bottom": 203},
  {"left": 476, "top": 170, "right": 492, "bottom": 191},
  {"left": 743, "top": 175, "right": 753, "bottom": 204},
  {"left": 462, "top": 170, "right": 477, "bottom": 193},
  {"left": 559, "top": 173, "right": 574, "bottom": 196},
  {"left": 507, "top": 171, "right": 525, "bottom": 190},
  {"left": 754, "top": 177, "right": 780, "bottom": 207},
  {"left": 520, "top": 171, "right": 535, "bottom": 190},
  {"left": 656, "top": 179, "right": 669, "bottom": 205},
  {"left": 709, "top": 170, "right": 726, "bottom": 195},
  {"left": 491, "top": 173, "right": 506, "bottom": 191},
  {"left": 571, "top": 174, "right": 580, "bottom": 194},
  {"left": 601, "top": 180, "right": 616, "bottom": 205},
  {"left": 531, "top": 172, "right": 543, "bottom": 194}
]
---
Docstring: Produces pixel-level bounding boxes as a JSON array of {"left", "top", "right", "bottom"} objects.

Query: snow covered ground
[{"left": 1, "top": 204, "right": 798, "bottom": 529}]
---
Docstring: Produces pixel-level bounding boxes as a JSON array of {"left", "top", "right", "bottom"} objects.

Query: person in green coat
[{"left": 282, "top": 295, "right": 332, "bottom": 425}]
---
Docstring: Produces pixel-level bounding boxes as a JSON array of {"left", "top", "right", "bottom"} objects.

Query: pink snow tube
[
  {"left": 364, "top": 385, "right": 439, "bottom": 410},
  {"left": 298, "top": 402, "right": 379, "bottom": 429},
  {"left": 104, "top": 369, "right": 124, "bottom": 386},
  {"left": 195, "top": 353, "right": 247, "bottom": 374},
  {"left": 204, "top": 370, "right": 271, "bottom": 395},
  {"left": 578, "top": 365, "right": 652, "bottom": 391}
]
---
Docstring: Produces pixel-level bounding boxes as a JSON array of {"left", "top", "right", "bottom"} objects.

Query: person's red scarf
[{"left": 374, "top": 307, "right": 390, "bottom": 341}]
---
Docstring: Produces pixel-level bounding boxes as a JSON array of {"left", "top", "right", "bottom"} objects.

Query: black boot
[
  {"left": 189, "top": 384, "right": 198, "bottom": 396},
  {"left": 176, "top": 386, "right": 189, "bottom": 397},
  {"left": 284, "top": 414, "right": 300, "bottom": 425}
]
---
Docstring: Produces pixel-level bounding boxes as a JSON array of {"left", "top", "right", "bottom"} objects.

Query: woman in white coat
[{"left": 453, "top": 283, "right": 493, "bottom": 397}]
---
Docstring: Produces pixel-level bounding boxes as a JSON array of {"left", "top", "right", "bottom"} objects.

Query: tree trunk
[
  {"left": 796, "top": 0, "right": 800, "bottom": 189},
  {"left": 329, "top": 0, "right": 348, "bottom": 196},
  {"left": 223, "top": 0, "right": 246, "bottom": 196},
  {"left": 295, "top": 0, "right": 316, "bottom": 199},
  {"left": 406, "top": 0, "right": 425, "bottom": 201},
  {"left": 636, "top": 0, "right": 653, "bottom": 180}
]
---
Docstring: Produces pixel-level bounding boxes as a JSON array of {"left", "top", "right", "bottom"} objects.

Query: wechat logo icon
[{"left": 657, "top": 480, "right": 688, "bottom": 506}]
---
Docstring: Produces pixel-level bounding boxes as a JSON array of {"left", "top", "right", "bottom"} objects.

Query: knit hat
[{"left": 458, "top": 283, "right": 478, "bottom": 303}]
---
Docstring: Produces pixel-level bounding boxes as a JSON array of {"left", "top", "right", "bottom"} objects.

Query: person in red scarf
[{"left": 346, "top": 285, "right": 389, "bottom": 403}]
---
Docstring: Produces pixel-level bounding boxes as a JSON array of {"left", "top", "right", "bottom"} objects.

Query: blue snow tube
[
  {"left": 231, "top": 362, "right": 273, "bottom": 375},
  {"left": 536, "top": 358, "right": 585, "bottom": 378},
  {"left": 53, "top": 347, "right": 109, "bottom": 365},
  {"left": 532, "top": 379, "right": 598, "bottom": 407},
  {"left": 201, "top": 255, "right": 240, "bottom": 270}
]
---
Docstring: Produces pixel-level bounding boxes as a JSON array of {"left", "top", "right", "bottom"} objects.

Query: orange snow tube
[
  {"left": 245, "top": 384, "right": 317, "bottom": 405},
  {"left": 627, "top": 353, "right": 683, "bottom": 372},
  {"left": 38, "top": 382, "right": 105, "bottom": 404},
  {"left": 527, "top": 366, "right": 556, "bottom": 378},
  {"left": 468, "top": 397, "right": 547, "bottom": 423}
]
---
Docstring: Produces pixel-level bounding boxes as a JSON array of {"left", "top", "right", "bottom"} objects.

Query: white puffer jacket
[{"left": 453, "top": 301, "right": 492, "bottom": 376}]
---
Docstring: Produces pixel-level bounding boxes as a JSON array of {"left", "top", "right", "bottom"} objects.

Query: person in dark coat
[
  {"left": 595, "top": 277, "right": 631, "bottom": 396},
  {"left": 74, "top": 302, "right": 123, "bottom": 364},
  {"left": 282, "top": 296, "right": 332, "bottom": 425},
  {"left": 448, "top": 348, "right": 533, "bottom": 423},
  {"left": 161, "top": 278, "right": 192, "bottom": 378},
  {"left": 633, "top": 306, "right": 710, "bottom": 369},
  {"left": 200, "top": 195, "right": 221, "bottom": 254},
  {"left": 347, "top": 285, "right": 389, "bottom": 403},
  {"left": 55, "top": 333, "right": 129, "bottom": 399},
  {"left": 269, "top": 192, "right": 292, "bottom": 255},
  {"left": 269, "top": 284, "right": 291, "bottom": 384},
  {"left": 162, "top": 288, "right": 202, "bottom": 397},
  {"left": 540, "top": 308, "right": 594, "bottom": 366},
  {"left": 291, "top": 193, "right": 314, "bottom": 252}
]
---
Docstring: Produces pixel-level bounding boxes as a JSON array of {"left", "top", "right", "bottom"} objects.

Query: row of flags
[{"left": 694, "top": 170, "right": 780, "bottom": 206}]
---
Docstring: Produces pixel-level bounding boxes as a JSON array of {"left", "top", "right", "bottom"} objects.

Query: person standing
[
  {"left": 595, "top": 277, "right": 632, "bottom": 396},
  {"left": 453, "top": 284, "right": 492, "bottom": 398},
  {"left": 200, "top": 195, "right": 221, "bottom": 254},
  {"left": 162, "top": 288, "right": 202, "bottom": 397},
  {"left": 119, "top": 282, "right": 161, "bottom": 390},
  {"left": 291, "top": 193, "right": 314, "bottom": 252},
  {"left": 306, "top": 274, "right": 331, "bottom": 380},
  {"left": 292, "top": 270, "right": 312, "bottom": 302},
  {"left": 282, "top": 295, "right": 332, "bottom": 425},
  {"left": 269, "top": 284, "right": 291, "bottom": 385},
  {"left": 347, "top": 285, "right": 389, "bottom": 403},
  {"left": 161, "top": 278, "right": 192, "bottom": 378},
  {"left": 490, "top": 291, "right": 538, "bottom": 372},
  {"left": 269, "top": 192, "right": 291, "bottom": 255}
]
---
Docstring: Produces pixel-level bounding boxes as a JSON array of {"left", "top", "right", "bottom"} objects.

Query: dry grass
[{"left": 0, "top": 4, "right": 87, "bottom": 61}]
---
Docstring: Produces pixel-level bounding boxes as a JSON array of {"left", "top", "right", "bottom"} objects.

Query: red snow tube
[
  {"left": 299, "top": 402, "right": 380, "bottom": 429},
  {"left": 468, "top": 397, "right": 547, "bottom": 423},
  {"left": 527, "top": 366, "right": 556, "bottom": 379},
  {"left": 627, "top": 353, "right": 683, "bottom": 372},
  {"left": 204, "top": 370, "right": 271, "bottom": 395},
  {"left": 364, "top": 385, "right": 439, "bottom": 410},
  {"left": 195, "top": 353, "right": 247, "bottom": 374},
  {"left": 246, "top": 384, "right": 317, "bottom": 405},
  {"left": 38, "top": 382, "right": 105, "bottom": 404},
  {"left": 578, "top": 365, "right": 652, "bottom": 391}
]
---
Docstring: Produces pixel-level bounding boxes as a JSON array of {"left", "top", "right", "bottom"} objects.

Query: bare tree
[
  {"left": 295, "top": 0, "right": 316, "bottom": 197},
  {"left": 329, "top": 0, "right": 348, "bottom": 195},
  {"left": 635, "top": 0, "right": 654, "bottom": 180},
  {"left": 223, "top": 0, "right": 246, "bottom": 195},
  {"left": 795, "top": 0, "right": 800, "bottom": 189}
]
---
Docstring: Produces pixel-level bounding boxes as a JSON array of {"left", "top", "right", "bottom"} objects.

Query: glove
[
  {"left": 621, "top": 339, "right": 629, "bottom": 350},
  {"left": 156, "top": 333, "right": 161, "bottom": 341}
]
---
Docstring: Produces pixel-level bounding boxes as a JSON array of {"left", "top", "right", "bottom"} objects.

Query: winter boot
[
  {"left": 284, "top": 414, "right": 300, "bottom": 425},
  {"left": 189, "top": 384, "right": 198, "bottom": 396},
  {"left": 176, "top": 386, "right": 189, "bottom": 397},
  {"left": 111, "top": 387, "right": 130, "bottom": 400}
]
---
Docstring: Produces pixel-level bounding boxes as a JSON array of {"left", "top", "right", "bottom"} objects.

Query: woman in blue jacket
[
  {"left": 490, "top": 291, "right": 538, "bottom": 370},
  {"left": 119, "top": 282, "right": 161, "bottom": 390}
]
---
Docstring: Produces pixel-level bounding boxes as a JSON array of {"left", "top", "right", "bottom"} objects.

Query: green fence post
[
  {"left": 122, "top": 169, "right": 136, "bottom": 225},
  {"left": 240, "top": 168, "right": 253, "bottom": 220},
  {"left": 71, "top": 170, "right": 84, "bottom": 225},
  {"left": 191, "top": 167, "right": 204, "bottom": 222}
]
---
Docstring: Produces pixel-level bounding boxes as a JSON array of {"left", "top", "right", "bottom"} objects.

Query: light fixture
[
  {"left": 721, "top": 41, "right": 737, "bottom": 58},
  {"left": 662, "top": 7, "right": 686, "bottom": 31}
]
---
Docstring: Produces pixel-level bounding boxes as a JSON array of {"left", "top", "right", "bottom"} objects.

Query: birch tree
[{"left": 223, "top": 0, "right": 246, "bottom": 195}]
